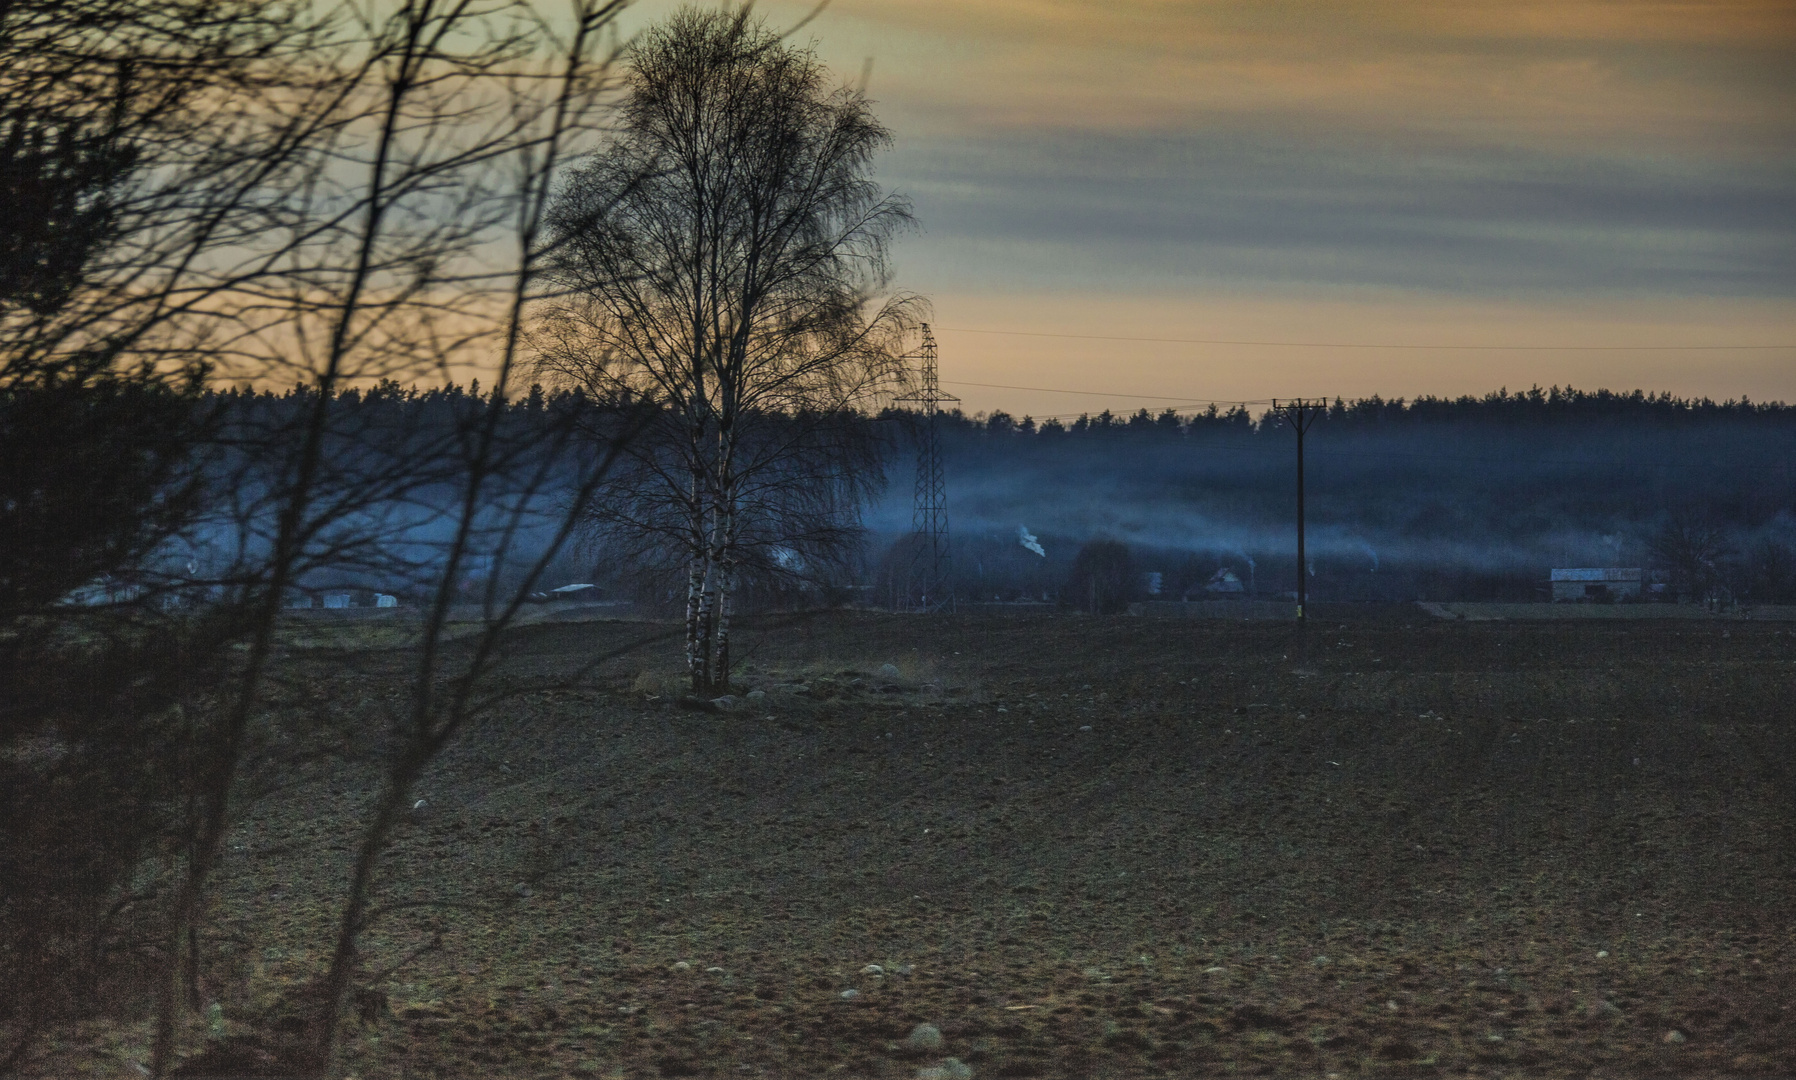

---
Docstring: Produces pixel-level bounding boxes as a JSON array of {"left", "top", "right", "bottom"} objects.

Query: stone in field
[{"left": 905, "top": 1023, "right": 943, "bottom": 1051}]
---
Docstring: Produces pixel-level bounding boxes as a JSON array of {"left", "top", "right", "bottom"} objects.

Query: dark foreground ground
[{"left": 34, "top": 610, "right": 1796, "bottom": 1078}]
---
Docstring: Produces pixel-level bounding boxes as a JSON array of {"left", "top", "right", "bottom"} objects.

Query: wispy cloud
[
  {"left": 807, "top": 0, "right": 1796, "bottom": 150},
  {"left": 889, "top": 128, "right": 1794, "bottom": 296}
]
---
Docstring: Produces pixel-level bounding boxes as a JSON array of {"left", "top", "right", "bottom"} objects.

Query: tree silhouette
[
  {"left": 540, "top": 7, "right": 921, "bottom": 693},
  {"left": 1646, "top": 506, "right": 1733, "bottom": 603},
  {"left": 1067, "top": 538, "right": 1137, "bottom": 614}
]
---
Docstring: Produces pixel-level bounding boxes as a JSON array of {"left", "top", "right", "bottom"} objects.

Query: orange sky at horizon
[{"left": 918, "top": 292, "right": 1796, "bottom": 418}]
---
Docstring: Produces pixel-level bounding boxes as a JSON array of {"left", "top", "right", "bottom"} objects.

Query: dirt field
[{"left": 33, "top": 610, "right": 1796, "bottom": 1079}]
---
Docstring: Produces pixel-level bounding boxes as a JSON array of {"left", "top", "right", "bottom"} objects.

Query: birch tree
[{"left": 539, "top": 7, "right": 920, "bottom": 694}]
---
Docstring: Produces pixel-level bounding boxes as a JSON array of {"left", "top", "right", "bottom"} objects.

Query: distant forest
[
  {"left": 200, "top": 383, "right": 1796, "bottom": 606},
  {"left": 891, "top": 386, "right": 1796, "bottom": 607}
]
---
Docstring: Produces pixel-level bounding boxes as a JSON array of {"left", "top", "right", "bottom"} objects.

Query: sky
[{"left": 620, "top": 1, "right": 1796, "bottom": 416}]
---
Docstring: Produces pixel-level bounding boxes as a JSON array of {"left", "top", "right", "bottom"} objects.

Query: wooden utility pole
[{"left": 1274, "top": 399, "right": 1326, "bottom": 623}]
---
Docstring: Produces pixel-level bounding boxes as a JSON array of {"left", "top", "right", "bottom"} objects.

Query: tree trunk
[
  {"left": 690, "top": 564, "right": 716, "bottom": 694},
  {"left": 711, "top": 558, "right": 733, "bottom": 695},
  {"left": 308, "top": 734, "right": 432, "bottom": 1073},
  {"left": 684, "top": 555, "right": 707, "bottom": 692}
]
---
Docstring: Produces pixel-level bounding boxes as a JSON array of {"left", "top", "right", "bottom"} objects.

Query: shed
[
  {"left": 1550, "top": 567, "right": 1642, "bottom": 602},
  {"left": 1203, "top": 567, "right": 1245, "bottom": 594}
]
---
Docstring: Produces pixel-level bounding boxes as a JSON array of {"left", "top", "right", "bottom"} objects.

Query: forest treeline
[
  {"left": 205, "top": 378, "right": 1794, "bottom": 434},
  {"left": 949, "top": 385, "right": 1795, "bottom": 440}
]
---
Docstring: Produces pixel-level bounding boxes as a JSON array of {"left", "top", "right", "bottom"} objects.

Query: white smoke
[
  {"left": 1017, "top": 525, "right": 1046, "bottom": 557},
  {"left": 1230, "top": 546, "right": 1257, "bottom": 592},
  {"left": 1359, "top": 541, "right": 1379, "bottom": 572}
]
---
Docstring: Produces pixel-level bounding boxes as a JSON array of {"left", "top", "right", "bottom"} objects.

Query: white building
[
  {"left": 1203, "top": 567, "right": 1245, "bottom": 594},
  {"left": 1550, "top": 567, "right": 1642, "bottom": 602}
]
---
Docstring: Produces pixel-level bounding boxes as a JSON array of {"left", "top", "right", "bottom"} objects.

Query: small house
[
  {"left": 1550, "top": 567, "right": 1642, "bottom": 602},
  {"left": 1203, "top": 567, "right": 1245, "bottom": 594}
]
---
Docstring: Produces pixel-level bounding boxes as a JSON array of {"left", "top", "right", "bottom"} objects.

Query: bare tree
[
  {"left": 1067, "top": 538, "right": 1137, "bottom": 614},
  {"left": 537, "top": 7, "right": 921, "bottom": 694},
  {"left": 1646, "top": 505, "right": 1734, "bottom": 604},
  {"left": 1739, "top": 536, "right": 1796, "bottom": 605},
  {"left": 0, "top": 0, "right": 322, "bottom": 378},
  {"left": 144, "top": 3, "right": 642, "bottom": 1074},
  {"left": 5, "top": 1, "right": 645, "bottom": 1075}
]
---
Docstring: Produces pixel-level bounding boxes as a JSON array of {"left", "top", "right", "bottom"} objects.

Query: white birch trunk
[
  {"left": 684, "top": 555, "right": 706, "bottom": 685},
  {"left": 710, "top": 502, "right": 736, "bottom": 691}
]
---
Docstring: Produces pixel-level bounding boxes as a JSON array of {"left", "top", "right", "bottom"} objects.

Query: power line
[{"left": 935, "top": 326, "right": 1796, "bottom": 351}]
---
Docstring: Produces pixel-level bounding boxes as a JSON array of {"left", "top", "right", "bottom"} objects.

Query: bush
[{"left": 0, "top": 612, "right": 241, "bottom": 1050}]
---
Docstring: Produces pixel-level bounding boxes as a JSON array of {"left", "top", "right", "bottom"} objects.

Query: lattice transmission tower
[{"left": 894, "top": 324, "right": 957, "bottom": 612}]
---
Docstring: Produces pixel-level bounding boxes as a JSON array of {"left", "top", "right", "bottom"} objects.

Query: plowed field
[{"left": 35, "top": 610, "right": 1796, "bottom": 1079}]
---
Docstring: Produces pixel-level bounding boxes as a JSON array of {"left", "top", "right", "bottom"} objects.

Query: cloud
[
  {"left": 610, "top": 2, "right": 1794, "bottom": 301},
  {"left": 888, "top": 127, "right": 1796, "bottom": 297},
  {"left": 790, "top": 0, "right": 1796, "bottom": 151}
]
